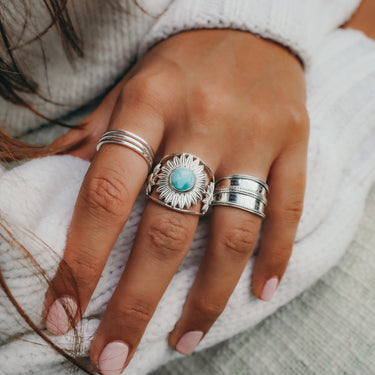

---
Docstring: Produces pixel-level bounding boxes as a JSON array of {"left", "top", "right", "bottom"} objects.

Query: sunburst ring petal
[{"left": 145, "top": 152, "right": 215, "bottom": 215}]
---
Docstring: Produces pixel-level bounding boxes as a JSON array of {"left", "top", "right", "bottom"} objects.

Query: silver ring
[
  {"left": 212, "top": 175, "right": 269, "bottom": 218},
  {"left": 96, "top": 130, "right": 154, "bottom": 172},
  {"left": 215, "top": 174, "right": 268, "bottom": 200},
  {"left": 146, "top": 153, "right": 215, "bottom": 215},
  {"left": 214, "top": 186, "right": 267, "bottom": 204}
]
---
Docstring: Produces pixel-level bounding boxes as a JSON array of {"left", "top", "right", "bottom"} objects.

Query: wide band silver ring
[
  {"left": 146, "top": 153, "right": 215, "bottom": 215},
  {"left": 96, "top": 129, "right": 154, "bottom": 172},
  {"left": 212, "top": 174, "right": 269, "bottom": 218}
]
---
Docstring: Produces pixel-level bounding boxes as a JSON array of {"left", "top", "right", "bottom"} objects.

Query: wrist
[
  {"left": 342, "top": 0, "right": 375, "bottom": 40},
  {"left": 160, "top": 29, "right": 303, "bottom": 71},
  {"left": 139, "top": 0, "right": 361, "bottom": 70}
]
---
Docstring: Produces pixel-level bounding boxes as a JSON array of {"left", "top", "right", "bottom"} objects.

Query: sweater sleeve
[{"left": 138, "top": 0, "right": 361, "bottom": 68}]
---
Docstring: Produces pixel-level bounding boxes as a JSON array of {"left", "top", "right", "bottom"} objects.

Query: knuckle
[
  {"left": 286, "top": 105, "right": 310, "bottom": 137},
  {"left": 265, "top": 247, "right": 292, "bottom": 270},
  {"left": 278, "top": 197, "right": 304, "bottom": 223},
  {"left": 270, "top": 173, "right": 306, "bottom": 223},
  {"left": 148, "top": 215, "right": 191, "bottom": 261},
  {"left": 289, "top": 105, "right": 309, "bottom": 126},
  {"left": 83, "top": 171, "right": 130, "bottom": 217},
  {"left": 248, "top": 106, "right": 267, "bottom": 128},
  {"left": 121, "top": 74, "right": 167, "bottom": 116},
  {"left": 191, "top": 297, "right": 226, "bottom": 321},
  {"left": 115, "top": 300, "right": 154, "bottom": 325},
  {"left": 191, "top": 83, "right": 231, "bottom": 122},
  {"left": 220, "top": 224, "right": 257, "bottom": 259},
  {"left": 67, "top": 253, "right": 100, "bottom": 289}
]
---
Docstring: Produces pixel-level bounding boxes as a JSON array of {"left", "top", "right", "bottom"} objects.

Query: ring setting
[{"left": 146, "top": 153, "right": 215, "bottom": 215}]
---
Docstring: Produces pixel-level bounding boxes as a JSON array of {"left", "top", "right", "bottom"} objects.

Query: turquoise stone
[{"left": 170, "top": 168, "right": 195, "bottom": 192}]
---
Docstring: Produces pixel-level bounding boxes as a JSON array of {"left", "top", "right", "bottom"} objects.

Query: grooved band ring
[{"left": 212, "top": 174, "right": 269, "bottom": 218}]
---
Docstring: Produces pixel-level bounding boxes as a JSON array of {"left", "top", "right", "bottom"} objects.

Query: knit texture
[
  {"left": 0, "top": 0, "right": 157, "bottom": 137},
  {"left": 137, "top": 0, "right": 362, "bottom": 68},
  {"left": 0, "top": 0, "right": 360, "bottom": 138},
  {"left": 154, "top": 183, "right": 375, "bottom": 375},
  {"left": 1, "top": 28, "right": 375, "bottom": 374}
]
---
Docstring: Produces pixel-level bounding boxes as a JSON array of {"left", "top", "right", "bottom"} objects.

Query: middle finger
[{"left": 90, "top": 145, "right": 219, "bottom": 374}]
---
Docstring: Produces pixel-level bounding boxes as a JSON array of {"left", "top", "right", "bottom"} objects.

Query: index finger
[{"left": 44, "top": 93, "right": 164, "bottom": 335}]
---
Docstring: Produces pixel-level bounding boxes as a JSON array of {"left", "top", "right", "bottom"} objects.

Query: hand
[
  {"left": 342, "top": 0, "right": 375, "bottom": 39},
  {"left": 45, "top": 29, "right": 309, "bottom": 374}
]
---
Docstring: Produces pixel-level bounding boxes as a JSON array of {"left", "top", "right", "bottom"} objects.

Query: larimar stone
[{"left": 170, "top": 168, "right": 195, "bottom": 192}]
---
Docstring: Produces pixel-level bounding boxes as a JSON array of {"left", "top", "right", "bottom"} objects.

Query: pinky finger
[{"left": 251, "top": 145, "right": 307, "bottom": 301}]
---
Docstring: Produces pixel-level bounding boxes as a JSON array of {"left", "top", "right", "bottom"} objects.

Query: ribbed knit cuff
[{"left": 138, "top": 0, "right": 361, "bottom": 69}]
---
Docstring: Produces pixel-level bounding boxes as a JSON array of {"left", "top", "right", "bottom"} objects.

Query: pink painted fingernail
[
  {"left": 176, "top": 331, "right": 204, "bottom": 355},
  {"left": 45, "top": 297, "right": 77, "bottom": 335},
  {"left": 98, "top": 341, "right": 129, "bottom": 375},
  {"left": 260, "top": 277, "right": 279, "bottom": 301}
]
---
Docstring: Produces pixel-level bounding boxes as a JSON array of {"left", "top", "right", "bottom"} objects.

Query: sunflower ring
[{"left": 146, "top": 153, "right": 215, "bottom": 215}]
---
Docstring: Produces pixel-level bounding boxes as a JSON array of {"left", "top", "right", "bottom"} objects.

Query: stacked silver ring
[
  {"left": 96, "top": 129, "right": 154, "bottom": 172},
  {"left": 212, "top": 174, "right": 269, "bottom": 218}
]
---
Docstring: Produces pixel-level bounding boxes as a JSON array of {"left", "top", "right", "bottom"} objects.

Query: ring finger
[{"left": 168, "top": 168, "right": 269, "bottom": 354}]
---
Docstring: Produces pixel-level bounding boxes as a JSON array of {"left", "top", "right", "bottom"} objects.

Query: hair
[
  {"left": 0, "top": 0, "right": 87, "bottom": 162},
  {"left": 0, "top": 1, "right": 138, "bottom": 373},
  {"left": 0, "top": 216, "right": 90, "bottom": 373}
]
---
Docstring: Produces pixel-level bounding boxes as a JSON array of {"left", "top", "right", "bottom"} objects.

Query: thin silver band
[
  {"left": 96, "top": 130, "right": 154, "bottom": 171},
  {"left": 212, "top": 191, "right": 266, "bottom": 218}
]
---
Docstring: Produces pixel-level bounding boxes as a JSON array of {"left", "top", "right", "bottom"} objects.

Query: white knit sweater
[
  {"left": 1, "top": 1, "right": 374, "bottom": 375},
  {"left": 1, "top": 0, "right": 360, "bottom": 136}
]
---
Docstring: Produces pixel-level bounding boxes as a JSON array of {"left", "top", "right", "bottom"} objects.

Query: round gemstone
[{"left": 170, "top": 168, "right": 195, "bottom": 192}]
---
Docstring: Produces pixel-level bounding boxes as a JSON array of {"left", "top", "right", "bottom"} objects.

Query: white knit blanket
[{"left": 1, "top": 29, "right": 375, "bottom": 375}]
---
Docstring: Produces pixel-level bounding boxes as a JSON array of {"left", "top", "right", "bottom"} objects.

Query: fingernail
[
  {"left": 98, "top": 341, "right": 129, "bottom": 375},
  {"left": 176, "top": 331, "right": 204, "bottom": 355},
  {"left": 260, "top": 277, "right": 279, "bottom": 301},
  {"left": 45, "top": 297, "right": 77, "bottom": 335}
]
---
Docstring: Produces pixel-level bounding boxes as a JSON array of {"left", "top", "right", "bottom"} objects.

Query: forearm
[{"left": 343, "top": 0, "right": 375, "bottom": 39}]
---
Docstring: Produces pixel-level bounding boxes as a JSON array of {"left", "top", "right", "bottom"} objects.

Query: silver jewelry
[
  {"left": 146, "top": 153, "right": 215, "bottom": 215},
  {"left": 96, "top": 130, "right": 154, "bottom": 172},
  {"left": 215, "top": 174, "right": 268, "bottom": 202},
  {"left": 212, "top": 175, "right": 269, "bottom": 218}
]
